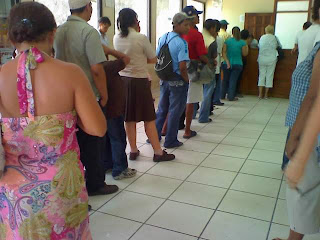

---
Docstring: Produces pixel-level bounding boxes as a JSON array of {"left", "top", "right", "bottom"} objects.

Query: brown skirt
[{"left": 121, "top": 77, "right": 156, "bottom": 122}]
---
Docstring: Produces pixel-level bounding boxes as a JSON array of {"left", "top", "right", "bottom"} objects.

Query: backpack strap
[{"left": 166, "top": 33, "right": 179, "bottom": 45}]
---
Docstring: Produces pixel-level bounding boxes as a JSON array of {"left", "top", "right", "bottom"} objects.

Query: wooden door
[{"left": 245, "top": 13, "right": 274, "bottom": 40}]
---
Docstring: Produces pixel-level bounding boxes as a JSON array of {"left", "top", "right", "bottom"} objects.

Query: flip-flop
[{"left": 183, "top": 131, "right": 197, "bottom": 139}]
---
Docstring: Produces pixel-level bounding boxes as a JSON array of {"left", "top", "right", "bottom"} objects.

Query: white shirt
[
  {"left": 114, "top": 28, "right": 156, "bottom": 78},
  {"left": 99, "top": 32, "right": 109, "bottom": 47},
  {"left": 215, "top": 36, "right": 224, "bottom": 74},
  {"left": 258, "top": 34, "right": 278, "bottom": 64},
  {"left": 295, "top": 30, "right": 304, "bottom": 45},
  {"left": 296, "top": 24, "right": 320, "bottom": 66}
]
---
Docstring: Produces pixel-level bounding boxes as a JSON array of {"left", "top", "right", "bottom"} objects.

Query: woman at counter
[{"left": 257, "top": 25, "right": 279, "bottom": 99}]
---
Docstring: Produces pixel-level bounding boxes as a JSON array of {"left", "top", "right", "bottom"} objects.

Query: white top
[
  {"left": 99, "top": 32, "right": 109, "bottom": 47},
  {"left": 258, "top": 34, "right": 278, "bottom": 64},
  {"left": 296, "top": 24, "right": 320, "bottom": 66},
  {"left": 113, "top": 28, "right": 156, "bottom": 78},
  {"left": 215, "top": 36, "right": 224, "bottom": 74},
  {"left": 295, "top": 30, "right": 304, "bottom": 45}
]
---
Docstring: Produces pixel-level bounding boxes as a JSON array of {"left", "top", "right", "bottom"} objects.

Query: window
[
  {"left": 35, "top": 0, "right": 99, "bottom": 29},
  {"left": 156, "top": 0, "right": 182, "bottom": 45},
  {"left": 114, "top": 0, "right": 150, "bottom": 37},
  {"left": 206, "top": 0, "right": 223, "bottom": 20},
  {"left": 274, "top": 0, "right": 311, "bottom": 49},
  {"left": 187, "top": 0, "right": 205, "bottom": 32}
]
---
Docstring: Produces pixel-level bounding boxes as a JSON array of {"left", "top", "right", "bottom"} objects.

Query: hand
[
  {"left": 122, "top": 56, "right": 131, "bottom": 66},
  {"left": 285, "top": 158, "right": 305, "bottom": 189},
  {"left": 285, "top": 134, "right": 299, "bottom": 159},
  {"left": 226, "top": 62, "right": 231, "bottom": 69},
  {"left": 100, "top": 96, "right": 108, "bottom": 107},
  {"left": 291, "top": 48, "right": 297, "bottom": 55}
]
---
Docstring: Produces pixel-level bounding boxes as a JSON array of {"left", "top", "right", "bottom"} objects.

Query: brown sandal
[{"left": 129, "top": 150, "right": 140, "bottom": 161}]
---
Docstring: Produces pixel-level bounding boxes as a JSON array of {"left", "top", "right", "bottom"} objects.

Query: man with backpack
[{"left": 154, "top": 12, "right": 193, "bottom": 148}]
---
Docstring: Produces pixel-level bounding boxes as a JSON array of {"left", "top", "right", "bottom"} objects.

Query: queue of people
[{"left": 1, "top": 0, "right": 320, "bottom": 239}]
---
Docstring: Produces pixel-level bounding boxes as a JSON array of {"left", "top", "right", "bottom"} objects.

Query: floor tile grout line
[
  {"left": 127, "top": 103, "right": 238, "bottom": 239},
  {"left": 253, "top": 101, "right": 287, "bottom": 240},
  {"left": 266, "top": 174, "right": 286, "bottom": 240},
  {"left": 92, "top": 97, "right": 289, "bottom": 239},
  {"left": 198, "top": 98, "right": 272, "bottom": 239}
]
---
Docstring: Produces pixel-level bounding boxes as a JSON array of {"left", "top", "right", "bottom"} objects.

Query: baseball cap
[
  {"left": 182, "top": 6, "right": 203, "bottom": 17},
  {"left": 172, "top": 12, "right": 194, "bottom": 25},
  {"left": 220, "top": 20, "right": 229, "bottom": 25},
  {"left": 68, "top": 0, "right": 91, "bottom": 10}
]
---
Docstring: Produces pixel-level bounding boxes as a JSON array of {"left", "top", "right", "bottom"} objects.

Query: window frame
[
  {"left": 186, "top": 0, "right": 206, "bottom": 32},
  {"left": 114, "top": 0, "right": 152, "bottom": 41}
]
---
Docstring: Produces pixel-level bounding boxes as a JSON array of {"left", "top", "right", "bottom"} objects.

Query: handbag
[
  {"left": 198, "top": 63, "right": 215, "bottom": 85},
  {"left": 275, "top": 36, "right": 284, "bottom": 60},
  {"left": 187, "top": 60, "right": 200, "bottom": 82}
]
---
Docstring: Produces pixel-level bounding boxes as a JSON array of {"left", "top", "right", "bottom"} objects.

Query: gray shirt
[{"left": 54, "top": 15, "right": 107, "bottom": 98}]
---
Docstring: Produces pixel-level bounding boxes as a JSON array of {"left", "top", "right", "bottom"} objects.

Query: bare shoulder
[
  {"left": 0, "top": 58, "right": 18, "bottom": 79},
  {"left": 49, "top": 58, "right": 87, "bottom": 81}
]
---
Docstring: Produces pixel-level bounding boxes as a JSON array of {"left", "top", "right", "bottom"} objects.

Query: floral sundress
[{"left": 0, "top": 47, "right": 92, "bottom": 239}]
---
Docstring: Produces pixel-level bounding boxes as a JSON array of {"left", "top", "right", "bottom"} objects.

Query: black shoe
[
  {"left": 164, "top": 141, "right": 183, "bottom": 149},
  {"left": 199, "top": 118, "right": 212, "bottom": 124},
  {"left": 88, "top": 204, "right": 92, "bottom": 211},
  {"left": 153, "top": 150, "right": 175, "bottom": 162},
  {"left": 178, "top": 124, "right": 185, "bottom": 130},
  {"left": 213, "top": 102, "right": 224, "bottom": 106},
  {"left": 88, "top": 183, "right": 119, "bottom": 196}
]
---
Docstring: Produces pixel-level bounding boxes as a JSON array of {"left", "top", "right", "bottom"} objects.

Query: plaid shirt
[{"left": 285, "top": 42, "right": 320, "bottom": 127}]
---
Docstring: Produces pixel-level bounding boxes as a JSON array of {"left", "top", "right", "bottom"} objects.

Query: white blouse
[
  {"left": 258, "top": 34, "right": 278, "bottom": 64},
  {"left": 113, "top": 28, "right": 156, "bottom": 79}
]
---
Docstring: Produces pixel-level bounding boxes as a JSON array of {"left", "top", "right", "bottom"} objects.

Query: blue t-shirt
[
  {"left": 156, "top": 32, "right": 190, "bottom": 75},
  {"left": 224, "top": 38, "right": 246, "bottom": 66}
]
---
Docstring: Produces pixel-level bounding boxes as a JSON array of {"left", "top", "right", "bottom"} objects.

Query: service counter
[{"left": 239, "top": 49, "right": 297, "bottom": 99}]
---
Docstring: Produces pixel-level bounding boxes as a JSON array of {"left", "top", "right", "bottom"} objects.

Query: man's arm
[
  {"left": 179, "top": 61, "right": 189, "bottom": 83},
  {"left": 91, "top": 63, "right": 108, "bottom": 106},
  {"left": 286, "top": 51, "right": 320, "bottom": 158},
  {"left": 292, "top": 44, "right": 298, "bottom": 54}
]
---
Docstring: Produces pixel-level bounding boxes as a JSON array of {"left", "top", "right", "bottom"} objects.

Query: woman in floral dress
[{"left": 0, "top": 2, "right": 107, "bottom": 239}]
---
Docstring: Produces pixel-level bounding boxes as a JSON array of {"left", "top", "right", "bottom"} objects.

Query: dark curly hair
[
  {"left": 117, "top": 8, "right": 138, "bottom": 38},
  {"left": 8, "top": 2, "right": 57, "bottom": 43}
]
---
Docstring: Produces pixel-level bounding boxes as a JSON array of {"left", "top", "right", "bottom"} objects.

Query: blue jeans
[
  {"left": 221, "top": 64, "right": 243, "bottom": 100},
  {"left": 103, "top": 116, "right": 128, "bottom": 177},
  {"left": 156, "top": 81, "right": 188, "bottom": 147},
  {"left": 282, "top": 128, "right": 291, "bottom": 170},
  {"left": 213, "top": 74, "right": 222, "bottom": 104},
  {"left": 199, "top": 80, "right": 216, "bottom": 123}
]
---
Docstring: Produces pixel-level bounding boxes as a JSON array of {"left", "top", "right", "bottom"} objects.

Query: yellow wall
[{"left": 206, "top": 0, "right": 275, "bottom": 29}]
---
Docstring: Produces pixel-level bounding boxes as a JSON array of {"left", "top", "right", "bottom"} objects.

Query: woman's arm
[
  {"left": 285, "top": 51, "right": 320, "bottom": 188},
  {"left": 222, "top": 43, "right": 230, "bottom": 69},
  {"left": 242, "top": 45, "right": 249, "bottom": 57},
  {"left": 73, "top": 65, "right": 107, "bottom": 137}
]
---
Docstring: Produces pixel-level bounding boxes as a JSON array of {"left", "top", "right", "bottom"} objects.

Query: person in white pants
[{"left": 257, "top": 25, "right": 280, "bottom": 99}]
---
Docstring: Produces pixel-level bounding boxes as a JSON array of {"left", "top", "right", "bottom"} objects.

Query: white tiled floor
[{"left": 89, "top": 94, "right": 320, "bottom": 240}]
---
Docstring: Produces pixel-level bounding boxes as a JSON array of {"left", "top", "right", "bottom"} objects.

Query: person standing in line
[
  {"left": 197, "top": 19, "right": 221, "bottom": 123},
  {"left": 99, "top": 16, "right": 111, "bottom": 47},
  {"left": 181, "top": 6, "right": 209, "bottom": 138},
  {"left": 219, "top": 20, "right": 231, "bottom": 41},
  {"left": 0, "top": 2, "right": 107, "bottom": 238},
  {"left": 282, "top": 0, "right": 320, "bottom": 171},
  {"left": 155, "top": 12, "right": 192, "bottom": 148},
  {"left": 114, "top": 8, "right": 175, "bottom": 162},
  {"left": 102, "top": 56, "right": 138, "bottom": 179},
  {"left": 292, "top": 21, "right": 312, "bottom": 56},
  {"left": 221, "top": 27, "right": 249, "bottom": 101},
  {"left": 257, "top": 25, "right": 279, "bottom": 99},
  {"left": 211, "top": 33, "right": 225, "bottom": 107},
  {"left": 54, "top": 0, "right": 119, "bottom": 196},
  {"left": 275, "top": 41, "right": 320, "bottom": 240}
]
